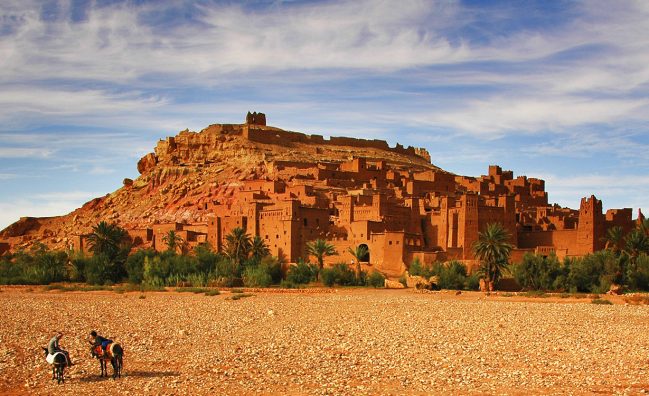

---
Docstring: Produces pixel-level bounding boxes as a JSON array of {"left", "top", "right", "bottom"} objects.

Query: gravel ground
[{"left": 1, "top": 287, "right": 648, "bottom": 395}]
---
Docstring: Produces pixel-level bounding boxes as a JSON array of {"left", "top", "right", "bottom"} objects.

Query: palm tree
[
  {"left": 601, "top": 226, "right": 624, "bottom": 254},
  {"left": 162, "top": 230, "right": 185, "bottom": 254},
  {"left": 224, "top": 227, "right": 252, "bottom": 266},
  {"left": 472, "top": 223, "right": 513, "bottom": 291},
  {"left": 250, "top": 235, "right": 270, "bottom": 262},
  {"left": 347, "top": 245, "right": 369, "bottom": 282},
  {"left": 306, "top": 239, "right": 338, "bottom": 280},
  {"left": 86, "top": 221, "right": 130, "bottom": 260},
  {"left": 623, "top": 229, "right": 649, "bottom": 272},
  {"left": 638, "top": 218, "right": 649, "bottom": 236}
]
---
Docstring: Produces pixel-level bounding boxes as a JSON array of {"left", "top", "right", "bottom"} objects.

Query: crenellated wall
[{"left": 243, "top": 125, "right": 431, "bottom": 162}]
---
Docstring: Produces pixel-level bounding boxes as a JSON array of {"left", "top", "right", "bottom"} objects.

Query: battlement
[
  {"left": 242, "top": 122, "right": 431, "bottom": 163},
  {"left": 246, "top": 111, "right": 266, "bottom": 126}
]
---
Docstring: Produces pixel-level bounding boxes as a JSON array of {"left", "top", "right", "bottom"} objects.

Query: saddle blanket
[{"left": 46, "top": 352, "right": 64, "bottom": 365}]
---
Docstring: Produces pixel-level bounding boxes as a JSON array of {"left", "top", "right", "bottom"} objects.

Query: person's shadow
[{"left": 78, "top": 370, "right": 179, "bottom": 382}]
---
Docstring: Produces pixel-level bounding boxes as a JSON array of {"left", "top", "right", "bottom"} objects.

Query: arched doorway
[{"left": 359, "top": 244, "right": 370, "bottom": 262}]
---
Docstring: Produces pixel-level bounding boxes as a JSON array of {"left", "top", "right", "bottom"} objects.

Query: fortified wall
[
  {"left": 242, "top": 113, "right": 431, "bottom": 163},
  {"left": 47, "top": 112, "right": 639, "bottom": 279}
]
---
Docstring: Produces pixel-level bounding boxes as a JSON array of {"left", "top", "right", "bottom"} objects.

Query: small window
[
  {"left": 396, "top": 241, "right": 400, "bottom": 245},
  {"left": 389, "top": 241, "right": 392, "bottom": 245},
  {"left": 304, "top": 218, "right": 308, "bottom": 226},
  {"left": 276, "top": 234, "right": 279, "bottom": 239}
]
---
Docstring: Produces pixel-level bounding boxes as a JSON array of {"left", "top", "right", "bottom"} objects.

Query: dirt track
[{"left": 1, "top": 287, "right": 648, "bottom": 395}]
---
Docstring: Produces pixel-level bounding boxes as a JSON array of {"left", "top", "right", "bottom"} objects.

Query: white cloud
[
  {"left": 0, "top": 190, "right": 102, "bottom": 230},
  {"left": 0, "top": 147, "right": 54, "bottom": 158},
  {"left": 421, "top": 97, "right": 648, "bottom": 137},
  {"left": 0, "top": 87, "right": 167, "bottom": 122},
  {"left": 541, "top": 173, "right": 649, "bottom": 214}
]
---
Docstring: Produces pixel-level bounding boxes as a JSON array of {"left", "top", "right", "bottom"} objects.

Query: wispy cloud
[
  {"left": 0, "top": 173, "right": 18, "bottom": 180},
  {"left": 0, "top": 147, "right": 54, "bottom": 158},
  {"left": 542, "top": 173, "right": 649, "bottom": 213},
  {"left": 0, "top": 190, "right": 103, "bottom": 229},
  {"left": 0, "top": 0, "right": 647, "bottom": 228}
]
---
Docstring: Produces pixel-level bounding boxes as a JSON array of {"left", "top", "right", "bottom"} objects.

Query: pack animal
[
  {"left": 42, "top": 347, "right": 67, "bottom": 384},
  {"left": 90, "top": 342, "right": 124, "bottom": 379}
]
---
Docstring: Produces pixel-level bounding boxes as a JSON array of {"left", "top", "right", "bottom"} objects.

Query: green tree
[
  {"left": 86, "top": 221, "right": 130, "bottom": 261},
  {"left": 624, "top": 229, "right": 649, "bottom": 272},
  {"left": 162, "top": 230, "right": 185, "bottom": 254},
  {"left": 638, "top": 217, "right": 649, "bottom": 236},
  {"left": 250, "top": 236, "right": 270, "bottom": 262},
  {"left": 224, "top": 227, "right": 252, "bottom": 267},
  {"left": 472, "top": 223, "right": 513, "bottom": 291},
  {"left": 513, "top": 253, "right": 565, "bottom": 291},
  {"left": 306, "top": 239, "right": 338, "bottom": 280},
  {"left": 601, "top": 226, "right": 625, "bottom": 254},
  {"left": 347, "top": 245, "right": 369, "bottom": 283}
]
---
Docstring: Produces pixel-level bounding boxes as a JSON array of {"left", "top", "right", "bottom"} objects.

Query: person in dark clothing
[{"left": 89, "top": 330, "right": 113, "bottom": 352}]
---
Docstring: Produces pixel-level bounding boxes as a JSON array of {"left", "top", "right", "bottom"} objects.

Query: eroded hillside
[{"left": 0, "top": 121, "right": 439, "bottom": 252}]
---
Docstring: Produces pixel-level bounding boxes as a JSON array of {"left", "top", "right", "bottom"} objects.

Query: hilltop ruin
[{"left": 0, "top": 113, "right": 638, "bottom": 276}]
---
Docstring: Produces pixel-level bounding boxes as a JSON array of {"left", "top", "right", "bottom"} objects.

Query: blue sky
[{"left": 1, "top": 0, "right": 648, "bottom": 230}]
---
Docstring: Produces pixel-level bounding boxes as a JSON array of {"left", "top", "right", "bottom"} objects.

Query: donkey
[
  {"left": 91, "top": 342, "right": 124, "bottom": 379},
  {"left": 42, "top": 347, "right": 67, "bottom": 384}
]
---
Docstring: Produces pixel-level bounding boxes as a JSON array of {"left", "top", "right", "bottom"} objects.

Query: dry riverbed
[{"left": 0, "top": 287, "right": 648, "bottom": 395}]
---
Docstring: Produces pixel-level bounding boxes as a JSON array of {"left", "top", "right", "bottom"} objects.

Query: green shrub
[
  {"left": 205, "top": 289, "right": 220, "bottom": 296},
  {"left": 568, "top": 254, "right": 605, "bottom": 293},
  {"left": 321, "top": 263, "right": 355, "bottom": 287},
  {"left": 243, "top": 265, "right": 272, "bottom": 287},
  {"left": 68, "top": 254, "right": 89, "bottom": 282},
  {"left": 231, "top": 288, "right": 244, "bottom": 294},
  {"left": 0, "top": 254, "right": 24, "bottom": 284},
  {"left": 176, "top": 287, "right": 208, "bottom": 293},
  {"left": 215, "top": 257, "right": 240, "bottom": 282},
  {"left": 628, "top": 254, "right": 649, "bottom": 291},
  {"left": 367, "top": 271, "right": 385, "bottom": 288},
  {"left": 523, "top": 290, "right": 548, "bottom": 298},
  {"left": 194, "top": 243, "right": 220, "bottom": 274},
  {"left": 125, "top": 249, "right": 156, "bottom": 284},
  {"left": 286, "top": 260, "right": 318, "bottom": 284},
  {"left": 466, "top": 273, "right": 481, "bottom": 291},
  {"left": 22, "top": 247, "right": 68, "bottom": 285},
  {"left": 230, "top": 293, "right": 253, "bottom": 300},
  {"left": 85, "top": 254, "right": 122, "bottom": 285},
  {"left": 186, "top": 273, "right": 208, "bottom": 287},
  {"left": 512, "top": 253, "right": 565, "bottom": 291},
  {"left": 437, "top": 261, "right": 468, "bottom": 290},
  {"left": 591, "top": 298, "right": 613, "bottom": 305},
  {"left": 260, "top": 256, "right": 283, "bottom": 284},
  {"left": 280, "top": 279, "right": 302, "bottom": 289},
  {"left": 409, "top": 258, "right": 435, "bottom": 278}
]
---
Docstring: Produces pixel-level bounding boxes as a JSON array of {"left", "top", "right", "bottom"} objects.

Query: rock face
[{"left": 0, "top": 116, "right": 438, "bottom": 254}]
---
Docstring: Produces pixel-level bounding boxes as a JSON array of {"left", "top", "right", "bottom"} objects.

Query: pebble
[{"left": 0, "top": 288, "right": 648, "bottom": 395}]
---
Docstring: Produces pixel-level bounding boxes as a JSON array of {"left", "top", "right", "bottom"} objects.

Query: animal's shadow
[{"left": 79, "top": 370, "right": 179, "bottom": 382}]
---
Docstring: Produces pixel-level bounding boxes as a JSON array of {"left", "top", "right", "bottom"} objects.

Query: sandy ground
[{"left": 0, "top": 286, "right": 648, "bottom": 395}]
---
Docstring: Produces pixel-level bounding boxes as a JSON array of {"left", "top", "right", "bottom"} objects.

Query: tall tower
[
  {"left": 576, "top": 195, "right": 605, "bottom": 255},
  {"left": 459, "top": 193, "right": 479, "bottom": 259}
]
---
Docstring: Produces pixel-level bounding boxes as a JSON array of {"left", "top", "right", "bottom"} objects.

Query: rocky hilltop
[{"left": 0, "top": 114, "right": 437, "bottom": 252}]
